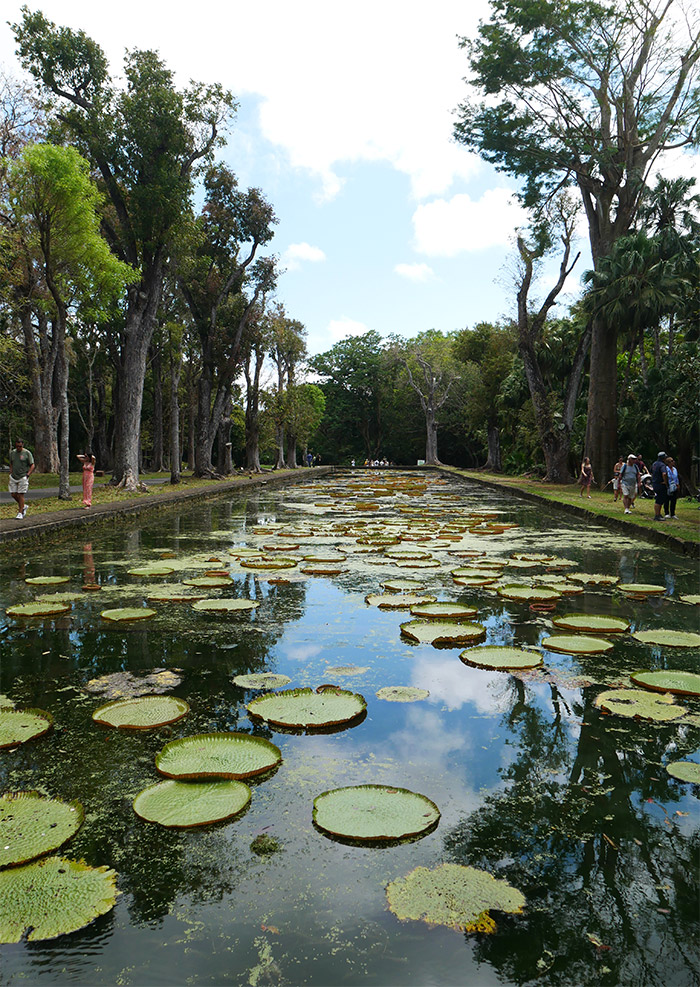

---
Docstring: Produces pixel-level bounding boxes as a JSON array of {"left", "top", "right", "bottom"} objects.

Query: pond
[{"left": 0, "top": 470, "right": 698, "bottom": 986}]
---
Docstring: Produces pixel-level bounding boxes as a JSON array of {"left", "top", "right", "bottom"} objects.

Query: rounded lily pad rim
[
  {"left": 0, "top": 791, "right": 85, "bottom": 869},
  {"left": 551, "top": 612, "right": 630, "bottom": 634},
  {"left": 155, "top": 731, "right": 282, "bottom": 780},
  {"left": 629, "top": 669, "right": 700, "bottom": 697},
  {"left": 459, "top": 645, "right": 544, "bottom": 670},
  {"left": 132, "top": 778, "right": 252, "bottom": 828},
  {"left": 312, "top": 783, "right": 441, "bottom": 843},
  {"left": 246, "top": 687, "right": 367, "bottom": 731},
  {"left": 92, "top": 695, "right": 190, "bottom": 730},
  {"left": 0, "top": 707, "right": 55, "bottom": 749}
]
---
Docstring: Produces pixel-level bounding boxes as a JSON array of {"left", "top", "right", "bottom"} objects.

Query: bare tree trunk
[
  {"left": 95, "top": 374, "right": 111, "bottom": 470},
  {"left": 20, "top": 306, "right": 59, "bottom": 472},
  {"left": 151, "top": 340, "right": 164, "bottom": 471},
  {"left": 424, "top": 406, "right": 440, "bottom": 465},
  {"left": 484, "top": 423, "right": 502, "bottom": 471},
  {"left": 585, "top": 316, "right": 618, "bottom": 489},
  {"left": 169, "top": 352, "right": 182, "bottom": 485}
]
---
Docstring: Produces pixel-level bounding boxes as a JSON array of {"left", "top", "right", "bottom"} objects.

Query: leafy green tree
[
  {"left": 13, "top": 8, "right": 234, "bottom": 486},
  {"left": 455, "top": 0, "right": 700, "bottom": 483},
  {"left": 396, "top": 330, "right": 461, "bottom": 466},
  {"left": 288, "top": 383, "right": 326, "bottom": 462},
  {"left": 267, "top": 305, "right": 306, "bottom": 468}
]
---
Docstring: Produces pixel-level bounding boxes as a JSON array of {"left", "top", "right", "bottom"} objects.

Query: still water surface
[{"left": 0, "top": 471, "right": 698, "bottom": 986}]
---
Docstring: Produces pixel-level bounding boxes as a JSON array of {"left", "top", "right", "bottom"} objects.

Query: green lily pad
[
  {"left": 191, "top": 598, "right": 260, "bottom": 613},
  {"left": 460, "top": 646, "right": 543, "bottom": 670},
  {"left": 147, "top": 586, "right": 209, "bottom": 602},
  {"left": 233, "top": 672, "right": 292, "bottom": 690},
  {"left": 84, "top": 669, "right": 183, "bottom": 699},
  {"left": 393, "top": 558, "right": 440, "bottom": 569},
  {"left": 679, "top": 595, "right": 700, "bottom": 605},
  {"left": 6, "top": 601, "right": 71, "bottom": 619},
  {"left": 665, "top": 761, "right": 700, "bottom": 784},
  {"left": 451, "top": 567, "right": 502, "bottom": 579},
  {"left": 375, "top": 686, "right": 430, "bottom": 703},
  {"left": 617, "top": 583, "right": 666, "bottom": 596},
  {"left": 0, "top": 708, "right": 54, "bottom": 749},
  {"left": 313, "top": 785, "right": 440, "bottom": 842},
  {"left": 0, "top": 793, "right": 84, "bottom": 868},
  {"left": 92, "top": 695, "right": 190, "bottom": 730},
  {"left": 629, "top": 670, "right": 700, "bottom": 696},
  {"left": 631, "top": 629, "right": 700, "bottom": 649},
  {"left": 100, "top": 607, "right": 156, "bottom": 622},
  {"left": 497, "top": 585, "right": 561, "bottom": 602},
  {"left": 133, "top": 779, "right": 251, "bottom": 827},
  {"left": 0, "top": 856, "right": 119, "bottom": 943},
  {"left": 452, "top": 576, "right": 498, "bottom": 588},
  {"left": 25, "top": 576, "right": 70, "bottom": 586},
  {"left": 381, "top": 578, "right": 425, "bottom": 591},
  {"left": 595, "top": 688, "right": 687, "bottom": 721},
  {"left": 567, "top": 573, "right": 619, "bottom": 586},
  {"left": 247, "top": 687, "right": 366, "bottom": 730},
  {"left": 408, "top": 602, "right": 478, "bottom": 620},
  {"left": 400, "top": 620, "right": 486, "bottom": 647},
  {"left": 156, "top": 733, "right": 282, "bottom": 780},
  {"left": 511, "top": 553, "right": 552, "bottom": 562},
  {"left": 324, "top": 666, "right": 369, "bottom": 677},
  {"left": 541, "top": 635, "right": 614, "bottom": 655},
  {"left": 35, "top": 591, "right": 86, "bottom": 603},
  {"left": 552, "top": 613, "right": 630, "bottom": 634},
  {"left": 365, "top": 593, "right": 437, "bottom": 609},
  {"left": 383, "top": 548, "right": 431, "bottom": 560},
  {"left": 183, "top": 576, "right": 234, "bottom": 587},
  {"left": 240, "top": 557, "right": 298, "bottom": 570},
  {"left": 533, "top": 581, "right": 583, "bottom": 596},
  {"left": 385, "top": 862, "right": 525, "bottom": 933},
  {"left": 300, "top": 563, "right": 347, "bottom": 575},
  {"left": 127, "top": 565, "right": 175, "bottom": 577}
]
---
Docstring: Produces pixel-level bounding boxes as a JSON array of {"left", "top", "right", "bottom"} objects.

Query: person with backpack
[{"left": 619, "top": 455, "right": 640, "bottom": 514}]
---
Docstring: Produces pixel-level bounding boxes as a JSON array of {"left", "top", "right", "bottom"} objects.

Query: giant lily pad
[
  {"left": 247, "top": 687, "right": 366, "bottom": 730},
  {"left": 92, "top": 695, "right": 189, "bottom": 730},
  {"left": 313, "top": 785, "right": 440, "bottom": 842},
  {"left": 679, "top": 595, "right": 700, "bottom": 606},
  {"left": 300, "top": 563, "right": 347, "bottom": 575},
  {"left": 0, "top": 856, "right": 119, "bottom": 943},
  {"left": 233, "top": 673, "right": 292, "bottom": 690},
  {"left": 183, "top": 576, "right": 234, "bottom": 588},
  {"left": 460, "top": 646, "right": 543, "bottom": 670},
  {"left": 385, "top": 862, "right": 525, "bottom": 933},
  {"left": 567, "top": 573, "right": 619, "bottom": 586},
  {"left": 595, "top": 688, "right": 687, "bottom": 721},
  {"left": 617, "top": 583, "right": 666, "bottom": 596},
  {"left": 665, "top": 761, "right": 700, "bottom": 784},
  {"left": 240, "top": 557, "right": 298, "bottom": 570},
  {"left": 552, "top": 613, "right": 630, "bottom": 634},
  {"left": 100, "top": 607, "right": 156, "bottom": 622},
  {"left": 127, "top": 564, "right": 175, "bottom": 577},
  {"left": 147, "top": 586, "right": 209, "bottom": 602},
  {"left": 381, "top": 578, "right": 425, "bottom": 592},
  {"left": 541, "top": 635, "right": 614, "bottom": 655},
  {"left": 0, "top": 708, "right": 54, "bottom": 749},
  {"left": 191, "top": 598, "right": 260, "bottom": 614},
  {"left": 376, "top": 686, "right": 429, "bottom": 703},
  {"left": 629, "top": 670, "right": 700, "bottom": 696},
  {"left": 365, "top": 593, "right": 436, "bottom": 609},
  {"left": 133, "top": 779, "right": 251, "bottom": 828},
  {"left": 84, "top": 669, "right": 183, "bottom": 699},
  {"left": 25, "top": 576, "right": 70, "bottom": 586},
  {"left": 0, "top": 792, "right": 84, "bottom": 868},
  {"left": 156, "top": 733, "right": 281, "bottom": 780},
  {"left": 400, "top": 620, "right": 485, "bottom": 647},
  {"left": 631, "top": 629, "right": 700, "bottom": 649},
  {"left": 497, "top": 585, "right": 561, "bottom": 602},
  {"left": 409, "top": 602, "right": 478, "bottom": 620},
  {"left": 6, "top": 601, "right": 71, "bottom": 619}
]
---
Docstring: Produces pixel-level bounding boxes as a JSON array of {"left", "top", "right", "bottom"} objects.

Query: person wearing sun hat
[
  {"left": 650, "top": 451, "right": 669, "bottom": 521},
  {"left": 619, "top": 454, "right": 640, "bottom": 514}
]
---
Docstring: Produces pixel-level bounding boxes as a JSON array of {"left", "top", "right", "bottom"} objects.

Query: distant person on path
[
  {"left": 9, "top": 438, "right": 35, "bottom": 520},
  {"left": 612, "top": 455, "right": 624, "bottom": 501},
  {"left": 650, "top": 451, "right": 669, "bottom": 521},
  {"left": 306, "top": 451, "right": 313, "bottom": 467},
  {"left": 664, "top": 456, "right": 679, "bottom": 519},
  {"left": 619, "top": 454, "right": 640, "bottom": 514},
  {"left": 77, "top": 452, "right": 96, "bottom": 508},
  {"left": 578, "top": 457, "right": 594, "bottom": 497}
]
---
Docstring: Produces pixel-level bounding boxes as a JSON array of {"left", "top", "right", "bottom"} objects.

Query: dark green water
[{"left": 0, "top": 472, "right": 698, "bottom": 986}]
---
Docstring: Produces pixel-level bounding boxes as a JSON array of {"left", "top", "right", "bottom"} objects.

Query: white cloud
[
  {"left": 282, "top": 242, "right": 327, "bottom": 272},
  {"left": 412, "top": 187, "right": 528, "bottom": 256},
  {"left": 325, "top": 317, "right": 371, "bottom": 342},
  {"left": 394, "top": 262, "right": 435, "bottom": 282}
]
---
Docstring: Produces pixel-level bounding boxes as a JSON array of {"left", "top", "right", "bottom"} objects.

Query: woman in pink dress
[{"left": 77, "top": 453, "right": 96, "bottom": 508}]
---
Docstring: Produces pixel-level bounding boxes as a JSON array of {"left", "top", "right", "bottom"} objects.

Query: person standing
[
  {"left": 650, "top": 451, "right": 669, "bottom": 521},
  {"left": 9, "top": 438, "right": 35, "bottom": 519},
  {"left": 619, "top": 454, "right": 639, "bottom": 514},
  {"left": 77, "top": 452, "right": 96, "bottom": 508},
  {"left": 664, "top": 456, "right": 679, "bottom": 520},
  {"left": 578, "top": 457, "right": 594, "bottom": 497},
  {"left": 612, "top": 455, "right": 624, "bottom": 501}
]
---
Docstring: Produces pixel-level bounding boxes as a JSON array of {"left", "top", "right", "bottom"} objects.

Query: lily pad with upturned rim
[
  {"left": 127, "top": 564, "right": 176, "bottom": 577},
  {"left": 409, "top": 602, "right": 478, "bottom": 620},
  {"left": 247, "top": 687, "right": 366, "bottom": 730},
  {"left": 460, "top": 646, "right": 543, "bottom": 670},
  {"left": 6, "top": 601, "right": 71, "bottom": 619},
  {"left": 365, "top": 593, "right": 436, "bottom": 610},
  {"left": 92, "top": 695, "right": 190, "bottom": 730},
  {"left": 629, "top": 670, "right": 700, "bottom": 696},
  {"left": 497, "top": 585, "right": 561, "bottom": 602},
  {"left": 631, "top": 629, "right": 700, "bottom": 649},
  {"left": 0, "top": 856, "right": 119, "bottom": 943},
  {"left": 0, "top": 708, "right": 54, "bottom": 749},
  {"left": 400, "top": 620, "right": 486, "bottom": 647},
  {"left": 312, "top": 784, "right": 440, "bottom": 842},
  {"left": 156, "top": 732, "right": 281, "bottom": 780},
  {"left": 385, "top": 862, "right": 525, "bottom": 934},
  {"left": 376, "top": 686, "right": 429, "bottom": 703},
  {"left": 133, "top": 779, "right": 251, "bottom": 828},
  {"left": 191, "top": 598, "right": 260, "bottom": 614},
  {"left": 100, "top": 607, "right": 156, "bottom": 622},
  {"left": 233, "top": 672, "right": 292, "bottom": 690},
  {"left": 679, "top": 594, "right": 700, "bottom": 605},
  {"left": 595, "top": 687, "right": 687, "bottom": 721},
  {"left": 0, "top": 792, "right": 84, "bottom": 869},
  {"left": 617, "top": 583, "right": 666, "bottom": 596},
  {"left": 541, "top": 635, "right": 614, "bottom": 655},
  {"left": 25, "top": 576, "right": 70, "bottom": 586},
  {"left": 380, "top": 578, "right": 426, "bottom": 592},
  {"left": 665, "top": 761, "right": 700, "bottom": 784},
  {"left": 552, "top": 613, "right": 630, "bottom": 634},
  {"left": 183, "top": 576, "right": 234, "bottom": 588}
]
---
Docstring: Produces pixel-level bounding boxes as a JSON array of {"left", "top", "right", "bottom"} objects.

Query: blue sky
[{"left": 2, "top": 0, "right": 698, "bottom": 357}]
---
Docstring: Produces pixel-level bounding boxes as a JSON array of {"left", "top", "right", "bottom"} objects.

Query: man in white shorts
[
  {"left": 618, "top": 454, "right": 639, "bottom": 514},
  {"left": 9, "top": 438, "right": 35, "bottom": 519}
]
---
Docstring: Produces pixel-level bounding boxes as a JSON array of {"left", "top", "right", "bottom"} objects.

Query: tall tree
[
  {"left": 398, "top": 331, "right": 460, "bottom": 466},
  {"left": 14, "top": 8, "right": 234, "bottom": 486},
  {"left": 268, "top": 305, "right": 306, "bottom": 469},
  {"left": 455, "top": 0, "right": 700, "bottom": 484}
]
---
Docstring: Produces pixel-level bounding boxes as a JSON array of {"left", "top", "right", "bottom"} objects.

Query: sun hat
[
  {"left": 627, "top": 454, "right": 636, "bottom": 460},
  {"left": 657, "top": 451, "right": 667, "bottom": 459}
]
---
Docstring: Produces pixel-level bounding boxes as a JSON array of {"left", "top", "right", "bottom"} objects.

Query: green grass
[{"left": 445, "top": 468, "right": 700, "bottom": 544}]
